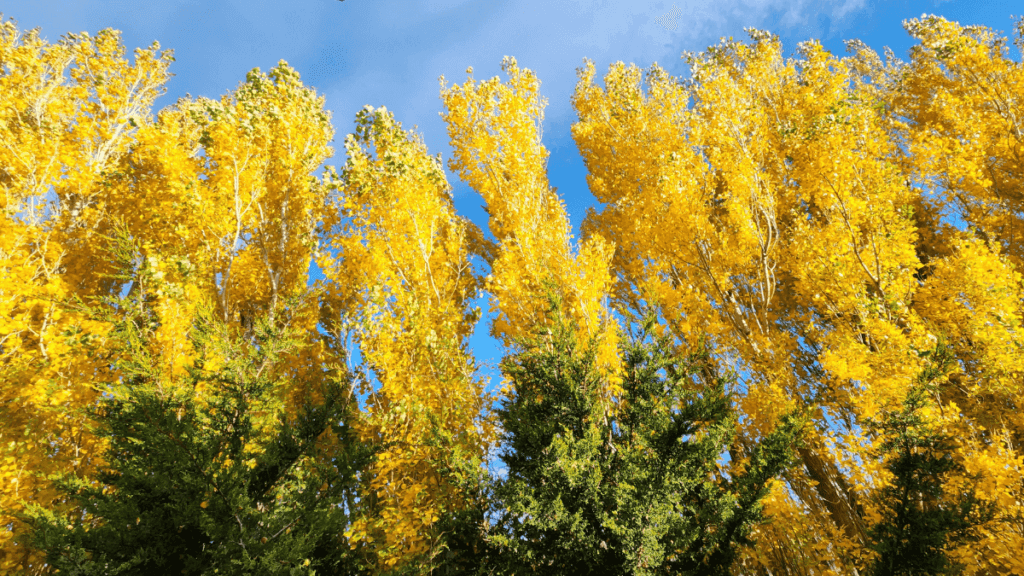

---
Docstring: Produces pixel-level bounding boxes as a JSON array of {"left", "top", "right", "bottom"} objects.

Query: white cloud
[{"left": 315, "top": 0, "right": 873, "bottom": 155}]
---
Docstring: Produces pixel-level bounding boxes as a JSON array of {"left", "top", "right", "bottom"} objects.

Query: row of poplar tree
[
  {"left": 2, "top": 12, "right": 1022, "bottom": 576},
  {"left": 16, "top": 287, "right": 982, "bottom": 575}
]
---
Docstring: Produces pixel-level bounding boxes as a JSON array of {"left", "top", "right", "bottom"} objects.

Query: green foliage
[
  {"left": 408, "top": 421, "right": 500, "bottom": 575},
  {"left": 22, "top": 290, "right": 371, "bottom": 575},
  {"left": 866, "top": 346, "right": 994, "bottom": 576},
  {"left": 487, "top": 308, "right": 802, "bottom": 575}
]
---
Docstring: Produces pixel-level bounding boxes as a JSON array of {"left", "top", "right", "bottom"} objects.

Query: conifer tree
[
  {"left": 488, "top": 304, "right": 802, "bottom": 575},
  {"left": 21, "top": 237, "right": 369, "bottom": 575},
  {"left": 866, "top": 346, "right": 994, "bottom": 576}
]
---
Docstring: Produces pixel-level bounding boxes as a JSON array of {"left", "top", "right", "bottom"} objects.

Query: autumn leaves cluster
[{"left": 2, "top": 12, "right": 1023, "bottom": 575}]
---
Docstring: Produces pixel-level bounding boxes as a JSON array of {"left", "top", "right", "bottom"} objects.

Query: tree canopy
[{"left": 1, "top": 13, "right": 1022, "bottom": 576}]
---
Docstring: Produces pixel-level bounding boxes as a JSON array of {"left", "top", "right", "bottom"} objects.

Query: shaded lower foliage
[
  {"left": 23, "top": 303, "right": 372, "bottom": 576},
  {"left": 866, "top": 345, "right": 996, "bottom": 576},
  {"left": 484, "top": 307, "right": 803, "bottom": 575}
]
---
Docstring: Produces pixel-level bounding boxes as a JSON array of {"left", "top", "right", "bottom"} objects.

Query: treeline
[{"left": 1, "top": 13, "right": 1022, "bottom": 576}]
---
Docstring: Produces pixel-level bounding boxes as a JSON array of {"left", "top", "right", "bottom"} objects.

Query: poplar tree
[
  {"left": 4, "top": 13, "right": 1023, "bottom": 575},
  {"left": 571, "top": 18, "right": 1024, "bottom": 572}
]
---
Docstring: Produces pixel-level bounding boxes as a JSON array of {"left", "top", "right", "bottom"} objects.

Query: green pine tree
[
  {"left": 487, "top": 306, "right": 802, "bottom": 575},
  {"left": 866, "top": 345, "right": 994, "bottom": 576},
  {"left": 21, "top": 232, "right": 372, "bottom": 575}
]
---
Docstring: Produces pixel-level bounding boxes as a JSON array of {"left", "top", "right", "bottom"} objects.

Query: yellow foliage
[
  {"left": 441, "top": 57, "right": 621, "bottom": 392},
  {"left": 3, "top": 13, "right": 1022, "bottom": 575},
  {"left": 0, "top": 22, "right": 171, "bottom": 572},
  {"left": 321, "top": 106, "right": 491, "bottom": 570},
  {"left": 0, "top": 17, "right": 333, "bottom": 571},
  {"left": 571, "top": 21, "right": 1024, "bottom": 572}
]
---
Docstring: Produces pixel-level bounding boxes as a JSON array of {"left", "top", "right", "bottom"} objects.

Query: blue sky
[{"left": 3, "top": 0, "right": 1020, "bottom": 377}]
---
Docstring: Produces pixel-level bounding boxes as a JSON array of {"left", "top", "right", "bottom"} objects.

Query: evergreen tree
[
  {"left": 21, "top": 252, "right": 371, "bottom": 575},
  {"left": 867, "top": 346, "right": 994, "bottom": 576},
  {"left": 487, "top": 308, "right": 802, "bottom": 575}
]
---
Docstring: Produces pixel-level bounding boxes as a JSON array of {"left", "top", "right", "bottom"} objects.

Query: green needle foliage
[
  {"left": 866, "top": 345, "right": 994, "bottom": 576},
  {"left": 487, "top": 306, "right": 803, "bottom": 575},
  {"left": 22, "top": 256, "right": 372, "bottom": 576}
]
